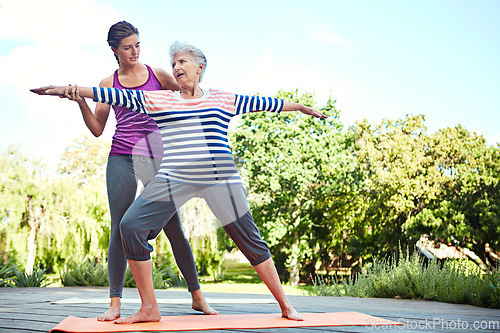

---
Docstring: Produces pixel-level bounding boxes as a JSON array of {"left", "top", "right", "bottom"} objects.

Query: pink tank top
[{"left": 109, "top": 64, "right": 163, "bottom": 158}]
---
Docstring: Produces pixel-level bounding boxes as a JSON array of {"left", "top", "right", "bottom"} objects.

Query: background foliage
[{"left": 1, "top": 91, "right": 499, "bottom": 290}]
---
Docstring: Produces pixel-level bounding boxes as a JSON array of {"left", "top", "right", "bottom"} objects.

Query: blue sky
[{"left": 0, "top": 0, "right": 499, "bottom": 171}]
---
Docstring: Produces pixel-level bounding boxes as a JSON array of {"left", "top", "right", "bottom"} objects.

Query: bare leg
[
  {"left": 191, "top": 289, "right": 219, "bottom": 315},
  {"left": 253, "top": 258, "right": 304, "bottom": 321},
  {"left": 114, "top": 259, "right": 161, "bottom": 324},
  {"left": 97, "top": 297, "right": 121, "bottom": 321}
]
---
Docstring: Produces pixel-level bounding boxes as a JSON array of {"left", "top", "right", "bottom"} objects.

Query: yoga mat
[{"left": 50, "top": 312, "right": 401, "bottom": 332}]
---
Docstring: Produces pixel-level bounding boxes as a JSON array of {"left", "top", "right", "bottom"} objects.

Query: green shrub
[
  {"left": 123, "top": 261, "right": 184, "bottom": 289},
  {"left": 59, "top": 256, "right": 208, "bottom": 290},
  {"left": 156, "top": 261, "right": 187, "bottom": 288},
  {"left": 310, "top": 274, "right": 338, "bottom": 296},
  {"left": 60, "top": 257, "right": 109, "bottom": 286},
  {"left": 310, "top": 247, "right": 499, "bottom": 309},
  {"left": 1, "top": 254, "right": 48, "bottom": 288},
  {"left": 7, "top": 266, "right": 49, "bottom": 287},
  {"left": 487, "top": 269, "right": 500, "bottom": 308},
  {"left": 123, "top": 266, "right": 165, "bottom": 289},
  {"left": 0, "top": 256, "right": 16, "bottom": 287}
]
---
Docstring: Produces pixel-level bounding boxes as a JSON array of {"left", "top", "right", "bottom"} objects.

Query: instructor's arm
[{"left": 62, "top": 79, "right": 112, "bottom": 137}]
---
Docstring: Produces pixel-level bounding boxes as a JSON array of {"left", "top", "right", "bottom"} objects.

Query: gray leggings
[
  {"left": 106, "top": 155, "right": 200, "bottom": 297},
  {"left": 119, "top": 178, "right": 271, "bottom": 266}
]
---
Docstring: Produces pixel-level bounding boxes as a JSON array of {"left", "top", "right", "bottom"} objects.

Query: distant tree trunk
[
  {"left": 25, "top": 196, "right": 41, "bottom": 275},
  {"left": 289, "top": 234, "right": 300, "bottom": 287}
]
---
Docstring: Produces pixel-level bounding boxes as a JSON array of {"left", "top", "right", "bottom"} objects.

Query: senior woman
[{"left": 32, "top": 41, "right": 326, "bottom": 324}]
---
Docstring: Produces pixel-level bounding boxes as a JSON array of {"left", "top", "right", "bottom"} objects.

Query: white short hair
[{"left": 169, "top": 41, "right": 207, "bottom": 82}]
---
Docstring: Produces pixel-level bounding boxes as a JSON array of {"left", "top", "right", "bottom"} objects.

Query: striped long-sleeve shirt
[{"left": 93, "top": 87, "right": 283, "bottom": 185}]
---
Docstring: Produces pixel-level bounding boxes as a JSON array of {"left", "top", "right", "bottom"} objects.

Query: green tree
[
  {"left": 230, "top": 90, "right": 357, "bottom": 285},
  {"left": 58, "top": 135, "right": 110, "bottom": 185},
  {"left": 351, "top": 116, "right": 500, "bottom": 270},
  {"left": 55, "top": 136, "right": 111, "bottom": 262},
  {"left": 405, "top": 126, "right": 500, "bottom": 268},
  {"left": 0, "top": 138, "right": 111, "bottom": 275},
  {"left": 0, "top": 147, "right": 66, "bottom": 274},
  {"left": 349, "top": 115, "right": 446, "bottom": 264}
]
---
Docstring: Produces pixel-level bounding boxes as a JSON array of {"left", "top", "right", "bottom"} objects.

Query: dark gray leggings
[
  {"left": 106, "top": 155, "right": 200, "bottom": 297},
  {"left": 119, "top": 178, "right": 271, "bottom": 266}
]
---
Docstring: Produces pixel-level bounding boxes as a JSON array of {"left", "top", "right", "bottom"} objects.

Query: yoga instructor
[
  {"left": 32, "top": 40, "right": 327, "bottom": 324},
  {"left": 59, "top": 22, "right": 216, "bottom": 320}
]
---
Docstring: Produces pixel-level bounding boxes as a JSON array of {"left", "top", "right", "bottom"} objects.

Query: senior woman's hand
[
  {"left": 298, "top": 105, "right": 327, "bottom": 119},
  {"left": 281, "top": 101, "right": 327, "bottom": 119}
]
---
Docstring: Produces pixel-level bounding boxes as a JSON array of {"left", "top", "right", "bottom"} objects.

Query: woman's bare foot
[
  {"left": 192, "top": 298, "right": 219, "bottom": 315},
  {"left": 97, "top": 308, "right": 121, "bottom": 321},
  {"left": 281, "top": 305, "right": 304, "bottom": 321},
  {"left": 252, "top": 258, "right": 303, "bottom": 321},
  {"left": 191, "top": 289, "right": 219, "bottom": 315},
  {"left": 97, "top": 297, "right": 121, "bottom": 321},
  {"left": 114, "top": 304, "right": 161, "bottom": 324}
]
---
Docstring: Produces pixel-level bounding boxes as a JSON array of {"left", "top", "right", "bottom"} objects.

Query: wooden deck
[{"left": 0, "top": 286, "right": 499, "bottom": 332}]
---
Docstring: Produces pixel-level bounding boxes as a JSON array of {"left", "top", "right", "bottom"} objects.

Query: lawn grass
[
  {"left": 219, "top": 262, "right": 261, "bottom": 283},
  {"left": 197, "top": 261, "right": 313, "bottom": 295},
  {"left": 198, "top": 282, "right": 312, "bottom": 295}
]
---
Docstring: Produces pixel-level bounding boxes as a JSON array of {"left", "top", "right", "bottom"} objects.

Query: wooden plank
[
  {"left": 0, "top": 319, "right": 58, "bottom": 333},
  {"left": 0, "top": 287, "right": 499, "bottom": 332}
]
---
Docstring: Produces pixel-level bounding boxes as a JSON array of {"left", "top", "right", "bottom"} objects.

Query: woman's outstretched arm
[{"left": 233, "top": 94, "right": 327, "bottom": 119}]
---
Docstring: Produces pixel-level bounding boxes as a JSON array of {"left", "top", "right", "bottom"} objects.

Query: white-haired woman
[{"left": 32, "top": 41, "right": 326, "bottom": 324}]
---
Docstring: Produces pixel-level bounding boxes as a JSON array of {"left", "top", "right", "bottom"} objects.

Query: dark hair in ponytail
[{"left": 107, "top": 21, "right": 139, "bottom": 65}]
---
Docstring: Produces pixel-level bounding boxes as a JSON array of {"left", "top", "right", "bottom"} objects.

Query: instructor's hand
[{"left": 64, "top": 85, "right": 85, "bottom": 103}]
